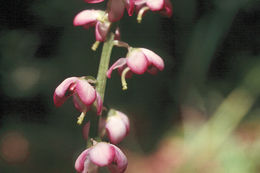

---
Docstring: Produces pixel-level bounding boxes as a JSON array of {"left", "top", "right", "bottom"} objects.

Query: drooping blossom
[
  {"left": 73, "top": 9, "right": 122, "bottom": 50},
  {"left": 134, "top": 0, "right": 173, "bottom": 23},
  {"left": 107, "top": 0, "right": 134, "bottom": 22},
  {"left": 107, "top": 48, "right": 164, "bottom": 90},
  {"left": 73, "top": 10, "right": 110, "bottom": 43},
  {"left": 82, "top": 0, "right": 134, "bottom": 22},
  {"left": 105, "top": 109, "right": 130, "bottom": 144},
  {"left": 75, "top": 142, "right": 127, "bottom": 173},
  {"left": 53, "top": 77, "right": 103, "bottom": 124}
]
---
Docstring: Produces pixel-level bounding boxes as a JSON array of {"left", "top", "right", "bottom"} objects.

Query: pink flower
[
  {"left": 73, "top": 9, "right": 121, "bottom": 50},
  {"left": 53, "top": 77, "right": 103, "bottom": 124},
  {"left": 82, "top": 0, "right": 134, "bottom": 22},
  {"left": 73, "top": 10, "right": 110, "bottom": 42},
  {"left": 105, "top": 110, "right": 130, "bottom": 144},
  {"left": 75, "top": 142, "right": 127, "bottom": 173},
  {"left": 107, "top": 0, "right": 134, "bottom": 22},
  {"left": 134, "top": 0, "right": 173, "bottom": 23},
  {"left": 107, "top": 48, "right": 164, "bottom": 90}
]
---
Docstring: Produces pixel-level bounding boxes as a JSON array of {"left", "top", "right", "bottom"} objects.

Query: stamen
[
  {"left": 121, "top": 67, "right": 130, "bottom": 90},
  {"left": 91, "top": 41, "right": 100, "bottom": 51},
  {"left": 137, "top": 6, "right": 150, "bottom": 23},
  {"left": 77, "top": 112, "right": 86, "bottom": 125}
]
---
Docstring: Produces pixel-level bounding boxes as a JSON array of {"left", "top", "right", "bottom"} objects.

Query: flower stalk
[
  {"left": 96, "top": 33, "right": 115, "bottom": 100},
  {"left": 89, "top": 32, "right": 115, "bottom": 139}
]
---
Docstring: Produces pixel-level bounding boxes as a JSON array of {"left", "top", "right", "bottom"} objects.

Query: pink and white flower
[
  {"left": 107, "top": 0, "right": 134, "bottom": 22},
  {"left": 73, "top": 10, "right": 110, "bottom": 42},
  {"left": 53, "top": 77, "right": 103, "bottom": 124},
  {"left": 75, "top": 142, "right": 127, "bottom": 173},
  {"left": 107, "top": 48, "right": 164, "bottom": 90},
  {"left": 134, "top": 0, "right": 173, "bottom": 22},
  {"left": 105, "top": 110, "right": 130, "bottom": 144}
]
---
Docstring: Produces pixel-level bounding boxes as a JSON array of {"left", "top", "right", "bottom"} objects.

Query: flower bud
[{"left": 106, "top": 109, "right": 130, "bottom": 144}]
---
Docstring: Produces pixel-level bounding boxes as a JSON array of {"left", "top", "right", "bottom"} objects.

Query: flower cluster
[{"left": 53, "top": 0, "right": 172, "bottom": 172}]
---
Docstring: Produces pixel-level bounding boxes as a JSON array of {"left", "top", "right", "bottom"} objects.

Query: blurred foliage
[{"left": 0, "top": 0, "right": 260, "bottom": 172}]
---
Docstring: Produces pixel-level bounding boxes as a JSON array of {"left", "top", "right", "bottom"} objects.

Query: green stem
[
  {"left": 88, "top": 33, "right": 115, "bottom": 141},
  {"left": 96, "top": 33, "right": 115, "bottom": 100}
]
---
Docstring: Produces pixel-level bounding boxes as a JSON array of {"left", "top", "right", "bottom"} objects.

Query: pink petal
[
  {"left": 106, "top": 116, "right": 128, "bottom": 144},
  {"left": 73, "top": 10, "right": 102, "bottom": 26},
  {"left": 95, "top": 21, "right": 110, "bottom": 42},
  {"left": 76, "top": 79, "right": 97, "bottom": 106},
  {"left": 134, "top": 0, "right": 146, "bottom": 6},
  {"left": 96, "top": 92, "right": 103, "bottom": 115},
  {"left": 117, "top": 111, "right": 130, "bottom": 133},
  {"left": 73, "top": 94, "right": 88, "bottom": 112},
  {"left": 141, "top": 48, "right": 164, "bottom": 71},
  {"left": 108, "top": 145, "right": 128, "bottom": 173},
  {"left": 82, "top": 121, "right": 90, "bottom": 141},
  {"left": 75, "top": 149, "right": 91, "bottom": 172},
  {"left": 126, "top": 49, "right": 148, "bottom": 74},
  {"left": 85, "top": 0, "right": 105, "bottom": 3},
  {"left": 124, "top": 0, "right": 134, "bottom": 16},
  {"left": 53, "top": 77, "right": 78, "bottom": 107},
  {"left": 146, "top": 0, "right": 164, "bottom": 11},
  {"left": 108, "top": 0, "right": 125, "bottom": 22},
  {"left": 160, "top": 0, "right": 173, "bottom": 17},
  {"left": 89, "top": 142, "right": 115, "bottom": 167},
  {"left": 107, "top": 58, "right": 127, "bottom": 78},
  {"left": 82, "top": 157, "right": 99, "bottom": 173}
]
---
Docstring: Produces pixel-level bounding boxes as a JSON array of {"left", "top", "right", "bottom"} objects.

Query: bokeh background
[{"left": 1, "top": 0, "right": 260, "bottom": 172}]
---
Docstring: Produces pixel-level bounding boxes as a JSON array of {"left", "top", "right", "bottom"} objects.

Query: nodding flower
[
  {"left": 107, "top": 48, "right": 164, "bottom": 90},
  {"left": 53, "top": 77, "right": 103, "bottom": 124},
  {"left": 73, "top": 10, "right": 109, "bottom": 50},
  {"left": 73, "top": 9, "right": 122, "bottom": 50},
  {"left": 75, "top": 142, "right": 127, "bottom": 173},
  {"left": 105, "top": 109, "right": 130, "bottom": 144},
  {"left": 134, "top": 0, "right": 173, "bottom": 23}
]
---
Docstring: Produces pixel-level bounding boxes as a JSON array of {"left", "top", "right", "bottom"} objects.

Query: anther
[
  {"left": 91, "top": 41, "right": 100, "bottom": 51},
  {"left": 77, "top": 112, "right": 86, "bottom": 125}
]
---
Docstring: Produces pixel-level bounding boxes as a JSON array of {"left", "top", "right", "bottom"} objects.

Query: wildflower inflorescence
[{"left": 53, "top": 0, "right": 172, "bottom": 172}]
